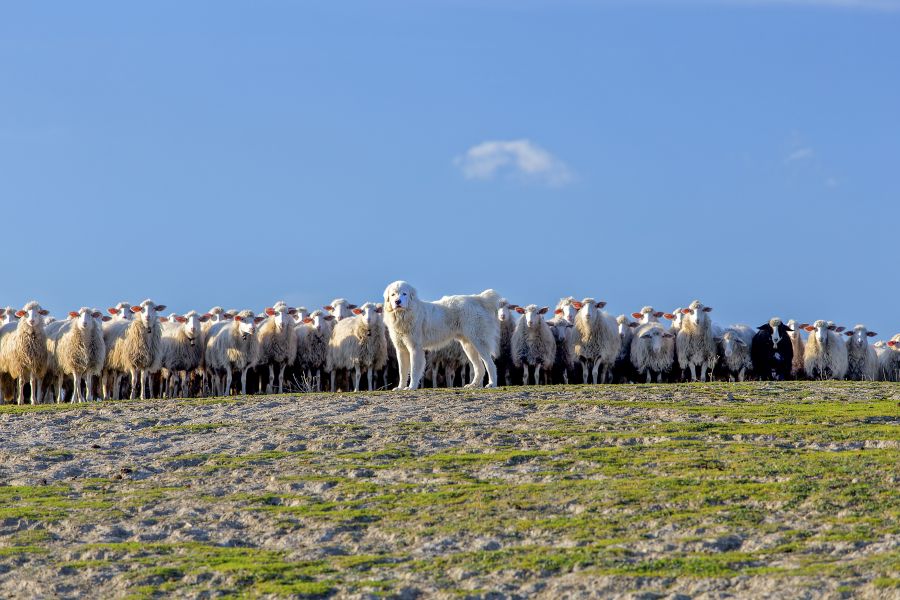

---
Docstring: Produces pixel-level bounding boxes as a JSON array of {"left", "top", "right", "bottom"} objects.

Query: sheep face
[
  {"left": 352, "top": 303, "right": 383, "bottom": 327},
  {"left": 516, "top": 305, "right": 548, "bottom": 329},
  {"left": 234, "top": 313, "right": 264, "bottom": 338},
  {"left": 265, "top": 304, "right": 297, "bottom": 331},
  {"left": 667, "top": 308, "right": 684, "bottom": 330},
  {"left": 720, "top": 331, "right": 746, "bottom": 358},
  {"left": 758, "top": 318, "right": 791, "bottom": 350},
  {"left": 632, "top": 307, "right": 664, "bottom": 325},
  {"left": 304, "top": 311, "right": 334, "bottom": 332},
  {"left": 498, "top": 304, "right": 517, "bottom": 323},
  {"left": 292, "top": 308, "right": 309, "bottom": 323},
  {"left": 108, "top": 302, "right": 133, "bottom": 321},
  {"left": 554, "top": 302, "right": 577, "bottom": 325},
  {"left": 847, "top": 325, "right": 877, "bottom": 345},
  {"left": 805, "top": 320, "right": 834, "bottom": 345},
  {"left": 617, "top": 317, "right": 638, "bottom": 337},
  {"left": 15, "top": 302, "right": 49, "bottom": 328},
  {"left": 577, "top": 298, "right": 606, "bottom": 320},
  {"left": 682, "top": 301, "right": 713, "bottom": 327},
  {"left": 640, "top": 326, "right": 672, "bottom": 353},
  {"left": 130, "top": 300, "right": 166, "bottom": 334},
  {"left": 68, "top": 307, "right": 101, "bottom": 331},
  {"left": 326, "top": 298, "right": 359, "bottom": 320}
]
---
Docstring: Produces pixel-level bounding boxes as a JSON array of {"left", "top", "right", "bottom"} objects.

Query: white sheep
[
  {"left": 106, "top": 302, "right": 133, "bottom": 321},
  {"left": 511, "top": 305, "right": 556, "bottom": 385},
  {"left": 292, "top": 306, "right": 310, "bottom": 324},
  {"left": 571, "top": 298, "right": 621, "bottom": 384},
  {"left": 631, "top": 306, "right": 668, "bottom": 325},
  {"left": 877, "top": 336, "right": 900, "bottom": 381},
  {"left": 786, "top": 319, "right": 806, "bottom": 379},
  {"left": 160, "top": 311, "right": 209, "bottom": 398},
  {"left": 204, "top": 309, "right": 264, "bottom": 395},
  {"left": 295, "top": 309, "right": 334, "bottom": 391},
  {"left": 102, "top": 299, "right": 167, "bottom": 400},
  {"left": 715, "top": 324, "right": 754, "bottom": 382},
  {"left": 324, "top": 298, "right": 357, "bottom": 322},
  {"left": 0, "top": 307, "right": 18, "bottom": 325},
  {"left": 0, "top": 301, "right": 51, "bottom": 405},
  {"left": 802, "top": 320, "right": 849, "bottom": 380},
  {"left": 675, "top": 300, "right": 717, "bottom": 382},
  {"left": 495, "top": 299, "right": 518, "bottom": 387},
  {"left": 630, "top": 322, "right": 676, "bottom": 383},
  {"left": 844, "top": 324, "right": 879, "bottom": 381},
  {"left": 46, "top": 307, "right": 107, "bottom": 403},
  {"left": 613, "top": 314, "right": 640, "bottom": 383},
  {"left": 547, "top": 297, "right": 579, "bottom": 384},
  {"left": 327, "top": 302, "right": 388, "bottom": 392},
  {"left": 256, "top": 301, "right": 298, "bottom": 394}
]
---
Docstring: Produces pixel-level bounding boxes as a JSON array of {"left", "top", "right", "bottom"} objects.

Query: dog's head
[{"left": 384, "top": 281, "right": 416, "bottom": 312}]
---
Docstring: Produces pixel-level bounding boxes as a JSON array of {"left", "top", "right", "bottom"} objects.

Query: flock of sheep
[{"left": 0, "top": 293, "right": 897, "bottom": 405}]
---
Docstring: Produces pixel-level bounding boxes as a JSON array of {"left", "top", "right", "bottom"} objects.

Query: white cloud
[
  {"left": 784, "top": 147, "right": 814, "bottom": 164},
  {"left": 454, "top": 139, "right": 573, "bottom": 186}
]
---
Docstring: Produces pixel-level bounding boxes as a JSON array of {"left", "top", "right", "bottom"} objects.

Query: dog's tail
[{"left": 476, "top": 289, "right": 502, "bottom": 311}]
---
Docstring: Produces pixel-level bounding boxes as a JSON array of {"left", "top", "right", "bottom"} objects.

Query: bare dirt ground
[{"left": 0, "top": 382, "right": 897, "bottom": 599}]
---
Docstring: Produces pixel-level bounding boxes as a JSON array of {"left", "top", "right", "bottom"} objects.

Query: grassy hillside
[{"left": 0, "top": 382, "right": 897, "bottom": 598}]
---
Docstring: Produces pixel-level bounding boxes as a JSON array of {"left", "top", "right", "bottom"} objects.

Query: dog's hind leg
[{"left": 395, "top": 344, "right": 410, "bottom": 390}]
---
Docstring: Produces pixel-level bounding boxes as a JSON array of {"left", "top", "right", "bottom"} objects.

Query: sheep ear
[
  {"left": 845, "top": 331, "right": 853, "bottom": 336},
  {"left": 703, "top": 306, "right": 713, "bottom": 312},
  {"left": 233, "top": 316, "right": 242, "bottom": 322},
  {"left": 199, "top": 315, "right": 210, "bottom": 322},
  {"left": 631, "top": 312, "right": 642, "bottom": 319},
  {"left": 757, "top": 324, "right": 769, "bottom": 330},
  {"left": 302, "top": 317, "right": 313, "bottom": 324},
  {"left": 888, "top": 341, "right": 897, "bottom": 347},
  {"left": 324, "top": 315, "right": 335, "bottom": 321},
  {"left": 175, "top": 316, "right": 187, "bottom": 323},
  {"left": 663, "top": 313, "right": 675, "bottom": 320},
  {"left": 804, "top": 325, "right": 815, "bottom": 332},
  {"left": 515, "top": 307, "right": 525, "bottom": 314},
  {"left": 324, "top": 306, "right": 334, "bottom": 311},
  {"left": 39, "top": 309, "right": 49, "bottom": 316},
  {"left": 107, "top": 308, "right": 118, "bottom": 315},
  {"left": 69, "top": 311, "right": 79, "bottom": 319},
  {"left": 375, "top": 306, "right": 383, "bottom": 314},
  {"left": 538, "top": 307, "right": 549, "bottom": 314},
  {"left": 254, "top": 316, "right": 265, "bottom": 324},
  {"left": 629, "top": 322, "right": 640, "bottom": 328},
  {"left": 265, "top": 307, "right": 276, "bottom": 316},
  {"left": 92, "top": 312, "right": 102, "bottom": 319},
  {"left": 154, "top": 305, "right": 166, "bottom": 312},
  {"left": 160, "top": 317, "right": 169, "bottom": 323},
  {"left": 15, "top": 310, "right": 26, "bottom": 318},
  {"left": 352, "top": 308, "right": 363, "bottom": 315},
  {"left": 288, "top": 308, "right": 297, "bottom": 315},
  {"left": 798, "top": 323, "right": 809, "bottom": 329},
  {"left": 554, "top": 309, "right": 563, "bottom": 315},
  {"left": 681, "top": 309, "right": 691, "bottom": 315},
  {"left": 835, "top": 327, "right": 845, "bottom": 333},
  {"left": 596, "top": 301, "right": 606, "bottom": 308},
  {"left": 572, "top": 302, "right": 583, "bottom": 310},
  {"left": 102, "top": 316, "right": 112, "bottom": 322},
  {"left": 130, "top": 306, "right": 142, "bottom": 313},
  {"left": 653, "top": 311, "right": 664, "bottom": 318},
  {"left": 867, "top": 332, "right": 877, "bottom": 337},
  {"left": 348, "top": 304, "right": 358, "bottom": 310}
]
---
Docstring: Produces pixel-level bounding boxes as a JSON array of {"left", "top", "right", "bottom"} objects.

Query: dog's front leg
[
  {"left": 395, "top": 342, "right": 411, "bottom": 390},
  {"left": 409, "top": 346, "right": 426, "bottom": 390}
]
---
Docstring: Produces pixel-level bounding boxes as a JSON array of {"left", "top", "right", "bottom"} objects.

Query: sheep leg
[
  {"left": 409, "top": 347, "right": 426, "bottom": 390},
  {"left": 350, "top": 367, "right": 360, "bottom": 392},
  {"left": 240, "top": 368, "right": 249, "bottom": 395},
  {"left": 56, "top": 374, "right": 66, "bottom": 404},
  {"left": 74, "top": 374, "right": 85, "bottom": 403},
  {"left": 688, "top": 364, "right": 698, "bottom": 382},
  {"left": 330, "top": 370, "right": 336, "bottom": 393},
  {"left": 700, "top": 363, "right": 708, "bottom": 383},
  {"left": 431, "top": 365, "right": 438, "bottom": 388},
  {"left": 278, "top": 363, "right": 286, "bottom": 394},
  {"left": 738, "top": 367, "right": 746, "bottom": 382},
  {"left": 31, "top": 375, "right": 40, "bottom": 405},
  {"left": 367, "top": 368, "right": 373, "bottom": 391},
  {"left": 395, "top": 344, "right": 411, "bottom": 390},
  {"left": 446, "top": 366, "right": 455, "bottom": 388},
  {"left": 85, "top": 373, "right": 94, "bottom": 401},
  {"left": 535, "top": 365, "right": 542, "bottom": 385}
]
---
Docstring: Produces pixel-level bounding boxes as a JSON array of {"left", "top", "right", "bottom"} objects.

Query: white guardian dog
[{"left": 383, "top": 281, "right": 502, "bottom": 390}]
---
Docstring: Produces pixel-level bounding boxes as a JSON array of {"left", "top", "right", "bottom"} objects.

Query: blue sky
[{"left": 1, "top": 1, "right": 898, "bottom": 336}]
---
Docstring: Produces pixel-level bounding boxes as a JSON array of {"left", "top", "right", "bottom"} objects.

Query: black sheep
[{"left": 751, "top": 318, "right": 794, "bottom": 380}]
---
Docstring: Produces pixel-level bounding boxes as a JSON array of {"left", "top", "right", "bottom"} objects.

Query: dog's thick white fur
[{"left": 383, "top": 281, "right": 501, "bottom": 390}]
